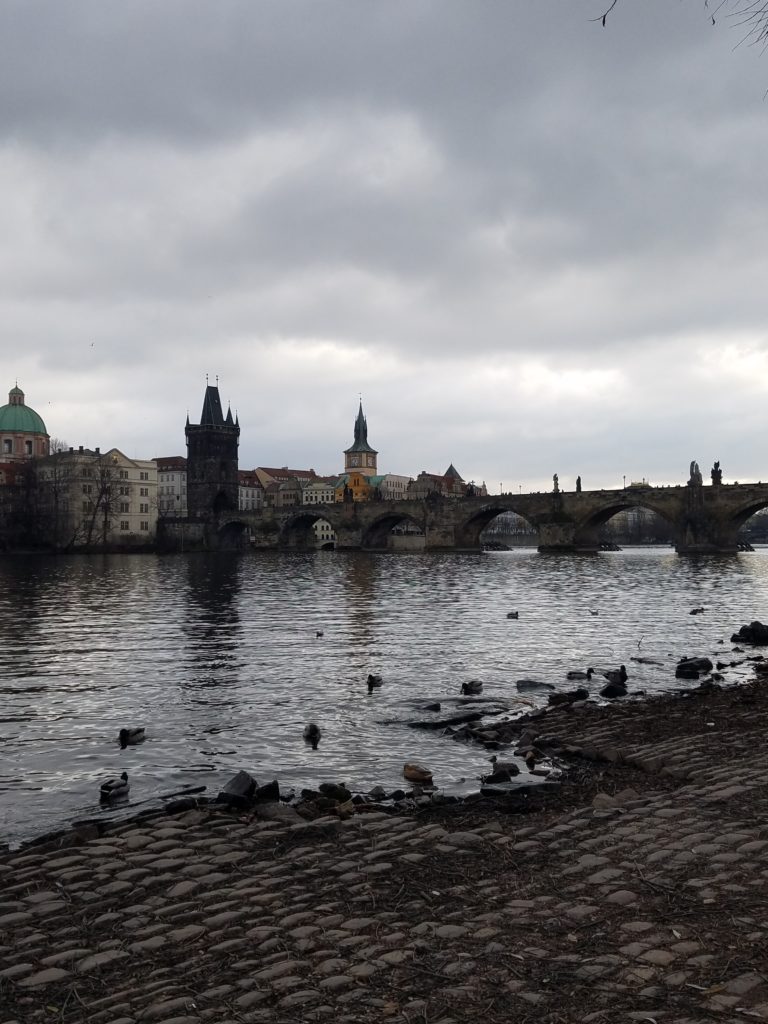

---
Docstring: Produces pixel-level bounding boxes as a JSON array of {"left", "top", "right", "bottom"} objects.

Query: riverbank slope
[{"left": 2, "top": 680, "right": 768, "bottom": 1023}]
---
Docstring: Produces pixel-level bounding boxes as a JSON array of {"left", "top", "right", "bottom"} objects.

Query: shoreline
[
  {"left": 4, "top": 671, "right": 761, "bottom": 856},
  {"left": 2, "top": 677, "right": 768, "bottom": 1022}
]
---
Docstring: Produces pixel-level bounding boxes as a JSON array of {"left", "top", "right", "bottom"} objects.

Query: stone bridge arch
[
  {"left": 453, "top": 504, "right": 540, "bottom": 549},
  {"left": 216, "top": 517, "right": 250, "bottom": 549},
  {"left": 725, "top": 496, "right": 768, "bottom": 533},
  {"left": 361, "top": 511, "right": 426, "bottom": 550},
  {"left": 278, "top": 509, "right": 341, "bottom": 549},
  {"left": 572, "top": 493, "right": 678, "bottom": 550}
]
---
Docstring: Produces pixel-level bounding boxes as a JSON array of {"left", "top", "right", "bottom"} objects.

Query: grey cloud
[{"left": 2, "top": 1, "right": 767, "bottom": 488}]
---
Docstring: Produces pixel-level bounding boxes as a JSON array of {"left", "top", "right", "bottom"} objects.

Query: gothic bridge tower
[{"left": 185, "top": 382, "right": 240, "bottom": 520}]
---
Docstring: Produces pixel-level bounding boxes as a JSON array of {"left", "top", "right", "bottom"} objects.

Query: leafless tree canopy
[{"left": 598, "top": 1, "right": 768, "bottom": 47}]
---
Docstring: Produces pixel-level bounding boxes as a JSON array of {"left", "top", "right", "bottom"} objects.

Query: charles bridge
[{"left": 163, "top": 476, "right": 768, "bottom": 554}]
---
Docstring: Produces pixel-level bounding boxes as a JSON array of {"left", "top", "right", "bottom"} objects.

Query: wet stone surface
[{"left": 2, "top": 683, "right": 768, "bottom": 1022}]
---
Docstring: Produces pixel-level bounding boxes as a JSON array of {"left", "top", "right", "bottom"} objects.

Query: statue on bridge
[
  {"left": 576, "top": 475, "right": 582, "bottom": 493},
  {"left": 553, "top": 473, "right": 559, "bottom": 493},
  {"left": 711, "top": 461, "right": 722, "bottom": 486},
  {"left": 688, "top": 461, "right": 703, "bottom": 487}
]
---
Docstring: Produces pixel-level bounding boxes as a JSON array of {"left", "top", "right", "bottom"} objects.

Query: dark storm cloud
[{"left": 1, "top": 1, "right": 767, "bottom": 487}]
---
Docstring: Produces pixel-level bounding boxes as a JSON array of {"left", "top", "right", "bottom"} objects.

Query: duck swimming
[
  {"left": 118, "top": 727, "right": 145, "bottom": 749},
  {"left": 367, "top": 674, "right": 383, "bottom": 693},
  {"left": 100, "top": 771, "right": 129, "bottom": 801},
  {"left": 461, "top": 681, "right": 483, "bottom": 695},
  {"left": 566, "top": 668, "right": 594, "bottom": 681},
  {"left": 602, "top": 665, "right": 628, "bottom": 685},
  {"left": 303, "top": 722, "right": 321, "bottom": 750}
]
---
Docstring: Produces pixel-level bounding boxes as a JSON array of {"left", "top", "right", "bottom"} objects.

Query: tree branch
[{"left": 593, "top": 0, "right": 768, "bottom": 46}]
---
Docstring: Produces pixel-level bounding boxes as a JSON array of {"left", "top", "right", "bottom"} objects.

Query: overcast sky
[{"left": 2, "top": 1, "right": 767, "bottom": 491}]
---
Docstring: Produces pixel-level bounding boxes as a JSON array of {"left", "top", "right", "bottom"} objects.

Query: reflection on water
[{"left": 1, "top": 548, "right": 768, "bottom": 847}]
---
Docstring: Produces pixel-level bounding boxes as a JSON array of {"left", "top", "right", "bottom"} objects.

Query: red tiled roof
[{"left": 258, "top": 466, "right": 318, "bottom": 479}]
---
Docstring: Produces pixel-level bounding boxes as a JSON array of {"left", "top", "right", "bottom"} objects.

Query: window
[
  {"left": 82, "top": 484, "right": 92, "bottom": 494},
  {"left": 25, "top": 440, "right": 32, "bottom": 455},
  {"left": 120, "top": 502, "right": 129, "bottom": 513},
  {"left": 140, "top": 503, "right": 148, "bottom": 514},
  {"left": 119, "top": 486, "right": 129, "bottom": 496},
  {"left": 140, "top": 471, "right": 149, "bottom": 481},
  {"left": 82, "top": 501, "right": 90, "bottom": 513},
  {"left": 120, "top": 521, "right": 129, "bottom": 531},
  {"left": 2, "top": 439, "right": 11, "bottom": 454},
  {"left": 119, "top": 470, "right": 129, "bottom": 479},
  {"left": 140, "top": 521, "right": 149, "bottom": 531},
  {"left": 140, "top": 487, "right": 148, "bottom": 497}
]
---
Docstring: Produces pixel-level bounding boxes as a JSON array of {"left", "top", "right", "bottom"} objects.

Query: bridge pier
[
  {"left": 425, "top": 525, "right": 471, "bottom": 550},
  {"left": 335, "top": 524, "right": 365, "bottom": 550},
  {"left": 674, "top": 525, "right": 740, "bottom": 555},
  {"left": 675, "top": 541, "right": 740, "bottom": 554},
  {"left": 536, "top": 521, "right": 583, "bottom": 553},
  {"left": 674, "top": 498, "right": 741, "bottom": 554}
]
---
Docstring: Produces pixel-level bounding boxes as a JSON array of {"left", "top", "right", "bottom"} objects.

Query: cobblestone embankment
[{"left": 2, "top": 681, "right": 768, "bottom": 1024}]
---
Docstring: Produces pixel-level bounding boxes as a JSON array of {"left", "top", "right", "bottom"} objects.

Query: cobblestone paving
[{"left": 2, "top": 691, "right": 768, "bottom": 1023}]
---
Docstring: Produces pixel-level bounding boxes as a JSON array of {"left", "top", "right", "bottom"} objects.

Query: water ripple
[{"left": 0, "top": 548, "right": 766, "bottom": 846}]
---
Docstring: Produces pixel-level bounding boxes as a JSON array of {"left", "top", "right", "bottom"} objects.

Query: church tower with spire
[
  {"left": 185, "top": 380, "right": 240, "bottom": 520},
  {"left": 344, "top": 401, "right": 378, "bottom": 478}
]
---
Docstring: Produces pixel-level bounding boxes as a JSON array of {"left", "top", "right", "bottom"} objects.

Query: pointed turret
[
  {"left": 343, "top": 400, "right": 378, "bottom": 477},
  {"left": 200, "top": 385, "right": 225, "bottom": 426},
  {"left": 354, "top": 402, "right": 366, "bottom": 446}
]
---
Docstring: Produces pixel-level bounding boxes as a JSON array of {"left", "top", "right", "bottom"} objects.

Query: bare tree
[
  {"left": 596, "top": 1, "right": 768, "bottom": 47},
  {"left": 82, "top": 455, "right": 127, "bottom": 549},
  {"left": 35, "top": 442, "right": 84, "bottom": 549}
]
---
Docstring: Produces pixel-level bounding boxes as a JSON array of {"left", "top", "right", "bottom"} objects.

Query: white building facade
[{"left": 155, "top": 456, "right": 187, "bottom": 516}]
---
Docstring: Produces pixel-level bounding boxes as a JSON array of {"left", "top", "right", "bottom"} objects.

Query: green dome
[{"left": 0, "top": 388, "right": 47, "bottom": 435}]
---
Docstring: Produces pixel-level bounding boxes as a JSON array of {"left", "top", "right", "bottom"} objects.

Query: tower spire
[{"left": 343, "top": 398, "right": 378, "bottom": 477}]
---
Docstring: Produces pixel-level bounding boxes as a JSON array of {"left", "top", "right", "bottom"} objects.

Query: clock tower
[{"left": 343, "top": 401, "right": 378, "bottom": 477}]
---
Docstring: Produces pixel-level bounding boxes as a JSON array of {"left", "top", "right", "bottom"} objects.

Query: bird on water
[
  {"left": 303, "top": 722, "right": 321, "bottom": 749},
  {"left": 118, "top": 727, "right": 145, "bottom": 749},
  {"left": 367, "top": 673, "right": 383, "bottom": 693},
  {"left": 100, "top": 771, "right": 130, "bottom": 801}
]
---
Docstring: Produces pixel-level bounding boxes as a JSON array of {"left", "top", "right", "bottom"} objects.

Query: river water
[{"left": 1, "top": 548, "right": 767, "bottom": 848}]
